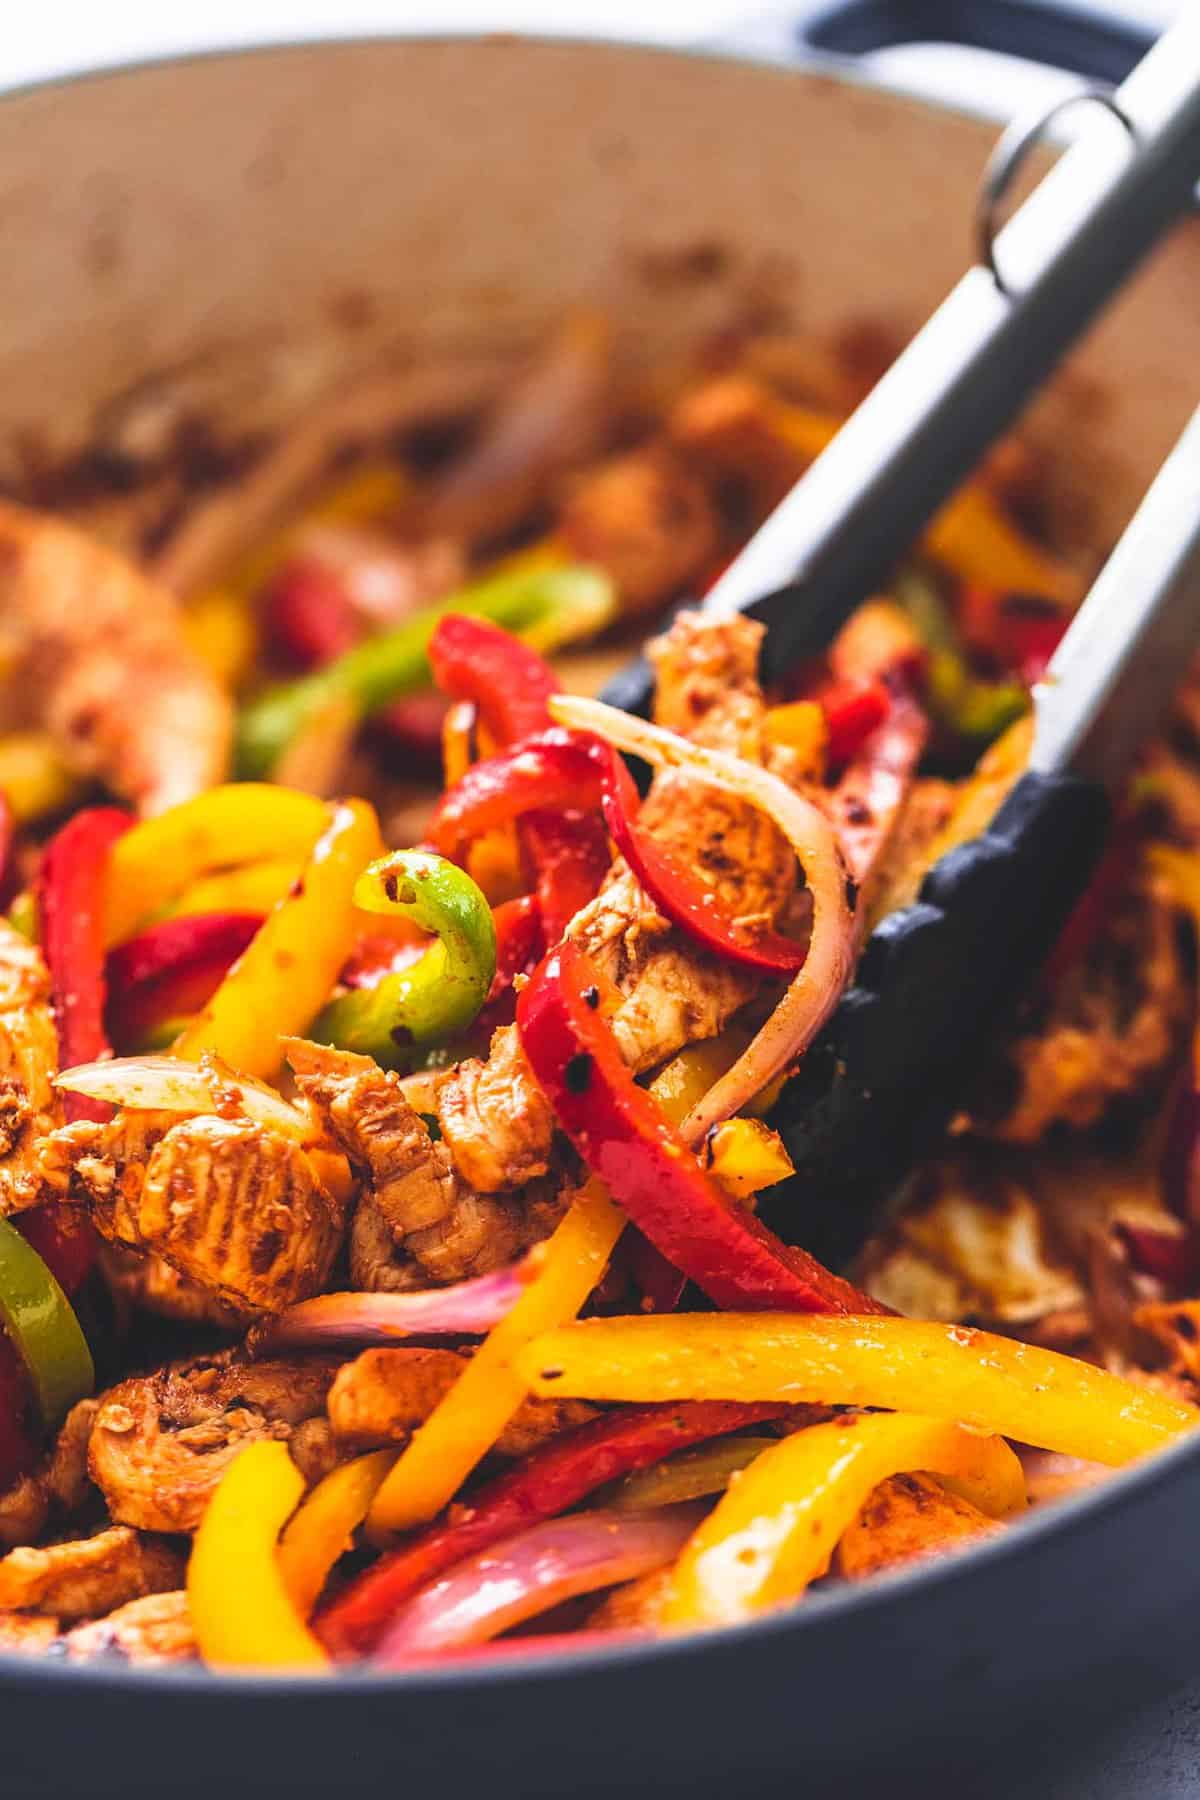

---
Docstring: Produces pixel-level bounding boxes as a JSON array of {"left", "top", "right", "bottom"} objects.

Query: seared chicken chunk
[
  {"left": 0, "top": 499, "right": 231, "bottom": 814},
  {"left": 0, "top": 1525, "right": 182, "bottom": 1621},
  {"left": 559, "top": 448, "right": 720, "bottom": 614},
  {"left": 0, "top": 1399, "right": 100, "bottom": 1552},
  {"left": 0, "top": 1612, "right": 61, "bottom": 1654},
  {"left": 835, "top": 1474, "right": 1001, "bottom": 1582},
  {"left": 327, "top": 1347, "right": 593, "bottom": 1454},
  {"left": 100, "top": 1242, "right": 245, "bottom": 1330},
  {"left": 88, "top": 1353, "right": 337, "bottom": 1534},
  {"left": 288, "top": 1040, "right": 550, "bottom": 1288},
  {"left": 0, "top": 921, "right": 62, "bottom": 1216},
  {"left": 41, "top": 1111, "right": 343, "bottom": 1319},
  {"left": 65, "top": 1589, "right": 195, "bottom": 1665},
  {"left": 977, "top": 879, "right": 1191, "bottom": 1142}
]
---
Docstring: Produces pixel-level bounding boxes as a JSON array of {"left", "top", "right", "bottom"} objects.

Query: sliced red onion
[
  {"left": 1114, "top": 1220, "right": 1199, "bottom": 1289},
  {"left": 550, "top": 694, "right": 854, "bottom": 1146},
  {"left": 253, "top": 1262, "right": 532, "bottom": 1354},
  {"left": 375, "top": 1505, "right": 702, "bottom": 1666},
  {"left": 378, "top": 1628, "right": 649, "bottom": 1671}
]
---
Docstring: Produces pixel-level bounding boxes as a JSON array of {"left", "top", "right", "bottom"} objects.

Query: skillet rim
[{"left": 0, "top": 19, "right": 1193, "bottom": 1702}]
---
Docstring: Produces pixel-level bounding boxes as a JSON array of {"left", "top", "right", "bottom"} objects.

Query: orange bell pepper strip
[
  {"left": 173, "top": 799, "right": 383, "bottom": 1078},
  {"left": 187, "top": 1441, "right": 328, "bottom": 1671},
  {"left": 277, "top": 1449, "right": 396, "bottom": 1617},
  {"left": 516, "top": 1314, "right": 1200, "bottom": 1467},
  {"left": 103, "top": 784, "right": 330, "bottom": 946},
  {"left": 662, "top": 1412, "right": 1025, "bottom": 1629},
  {"left": 366, "top": 1178, "right": 624, "bottom": 1537}
]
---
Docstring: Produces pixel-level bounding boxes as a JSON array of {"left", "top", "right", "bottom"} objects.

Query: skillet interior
[{"left": 1, "top": 29, "right": 1200, "bottom": 1791}]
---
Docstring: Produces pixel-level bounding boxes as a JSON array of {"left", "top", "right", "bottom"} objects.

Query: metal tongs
[{"left": 602, "top": 16, "right": 1200, "bottom": 1268}]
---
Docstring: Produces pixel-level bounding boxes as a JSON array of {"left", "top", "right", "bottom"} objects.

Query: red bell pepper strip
[
  {"left": 520, "top": 810, "right": 611, "bottom": 945},
  {"left": 815, "top": 678, "right": 891, "bottom": 768},
  {"left": 431, "top": 731, "right": 806, "bottom": 975},
  {"left": 265, "top": 559, "right": 360, "bottom": 671},
  {"left": 37, "top": 807, "right": 134, "bottom": 1126},
  {"left": 517, "top": 941, "right": 887, "bottom": 1316},
  {"left": 105, "top": 912, "right": 264, "bottom": 1050},
  {"left": 959, "top": 586, "right": 1068, "bottom": 686},
  {"left": 1040, "top": 824, "right": 1134, "bottom": 993},
  {"left": 627, "top": 1229, "right": 688, "bottom": 1315},
  {"left": 317, "top": 1399, "right": 786, "bottom": 1656},
  {"left": 430, "top": 616, "right": 607, "bottom": 938},
  {"left": 429, "top": 614, "right": 559, "bottom": 749},
  {"left": 16, "top": 1208, "right": 95, "bottom": 1300},
  {"left": 369, "top": 694, "right": 451, "bottom": 767}
]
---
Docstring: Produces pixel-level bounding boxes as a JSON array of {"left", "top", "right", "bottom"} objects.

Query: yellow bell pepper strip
[
  {"left": 367, "top": 1177, "right": 624, "bottom": 1537},
  {"left": 764, "top": 701, "right": 827, "bottom": 778},
  {"left": 661, "top": 1412, "right": 1026, "bottom": 1629},
  {"left": 164, "top": 857, "right": 305, "bottom": 923},
  {"left": 0, "top": 731, "right": 82, "bottom": 824},
  {"left": 188, "top": 1441, "right": 328, "bottom": 1671},
  {"left": 609, "top": 1436, "right": 779, "bottom": 1513},
  {"left": 312, "top": 850, "right": 496, "bottom": 1070},
  {"left": 173, "top": 799, "right": 383, "bottom": 1078},
  {"left": 706, "top": 1119, "right": 793, "bottom": 1204},
  {"left": 235, "top": 563, "right": 614, "bottom": 780},
  {"left": 0, "top": 1216, "right": 93, "bottom": 1429},
  {"left": 277, "top": 1449, "right": 396, "bottom": 1617},
  {"left": 516, "top": 1314, "right": 1200, "bottom": 1467},
  {"left": 182, "top": 587, "right": 259, "bottom": 689},
  {"left": 103, "top": 785, "right": 330, "bottom": 947}
]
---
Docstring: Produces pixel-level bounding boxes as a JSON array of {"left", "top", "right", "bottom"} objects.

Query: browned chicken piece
[
  {"left": 100, "top": 1243, "right": 245, "bottom": 1330},
  {"left": 327, "top": 1347, "right": 594, "bottom": 1454},
  {"left": 0, "top": 920, "right": 62, "bottom": 1216},
  {"left": 834, "top": 1474, "right": 1002, "bottom": 1582},
  {"left": 975, "top": 877, "right": 1191, "bottom": 1143},
  {"left": 0, "top": 1398, "right": 100, "bottom": 1552},
  {"left": 0, "top": 1611, "right": 60, "bottom": 1653},
  {"left": 41, "top": 1111, "right": 343, "bottom": 1319},
  {"left": 0, "top": 1525, "right": 183, "bottom": 1621},
  {"left": 588, "top": 1565, "right": 675, "bottom": 1632},
  {"left": 65, "top": 1589, "right": 195, "bottom": 1665},
  {"left": 0, "top": 499, "right": 231, "bottom": 814},
  {"left": 668, "top": 374, "right": 808, "bottom": 520},
  {"left": 288, "top": 1418, "right": 345, "bottom": 1487},
  {"left": 287, "top": 1040, "right": 545, "bottom": 1289},
  {"left": 559, "top": 449, "right": 720, "bottom": 614},
  {"left": 88, "top": 1353, "right": 338, "bottom": 1534},
  {"left": 435, "top": 611, "right": 801, "bottom": 1198}
]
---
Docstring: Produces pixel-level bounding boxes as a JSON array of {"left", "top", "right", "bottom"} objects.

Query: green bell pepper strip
[
  {"left": 235, "top": 563, "right": 614, "bottom": 779},
  {"left": 896, "top": 569, "right": 1028, "bottom": 746},
  {"left": 0, "top": 1216, "right": 94, "bottom": 1428},
  {"left": 312, "top": 851, "right": 497, "bottom": 1071}
]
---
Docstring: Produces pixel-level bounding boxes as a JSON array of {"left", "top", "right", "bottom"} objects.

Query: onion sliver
[
  {"left": 55, "top": 1053, "right": 310, "bottom": 1139},
  {"left": 549, "top": 695, "right": 854, "bottom": 1145},
  {"left": 375, "top": 1505, "right": 702, "bottom": 1664},
  {"left": 253, "top": 1264, "right": 532, "bottom": 1354}
]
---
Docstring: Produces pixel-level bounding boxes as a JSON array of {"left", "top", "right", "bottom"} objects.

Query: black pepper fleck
[
  {"left": 583, "top": 985, "right": 601, "bottom": 1010},
  {"left": 564, "top": 1052, "right": 593, "bottom": 1094}
]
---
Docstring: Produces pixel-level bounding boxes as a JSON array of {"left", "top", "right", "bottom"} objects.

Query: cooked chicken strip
[
  {"left": 834, "top": 1474, "right": 1002, "bottom": 1582},
  {"left": 88, "top": 1353, "right": 338, "bottom": 1535},
  {"left": 41, "top": 1112, "right": 344, "bottom": 1319},
  {"left": 327, "top": 1347, "right": 594, "bottom": 1454},
  {"left": 0, "top": 1398, "right": 100, "bottom": 1552},
  {"left": 0, "top": 499, "right": 231, "bottom": 814},
  {"left": 0, "top": 921, "right": 62, "bottom": 1216},
  {"left": 0, "top": 1525, "right": 182, "bottom": 1621},
  {"left": 288, "top": 1040, "right": 553, "bottom": 1290},
  {"left": 100, "top": 1243, "right": 246, "bottom": 1330},
  {"left": 559, "top": 448, "right": 720, "bottom": 614},
  {"left": 975, "top": 877, "right": 1191, "bottom": 1142},
  {"left": 0, "top": 1612, "right": 61, "bottom": 1654},
  {"left": 65, "top": 1589, "right": 195, "bottom": 1665}
]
